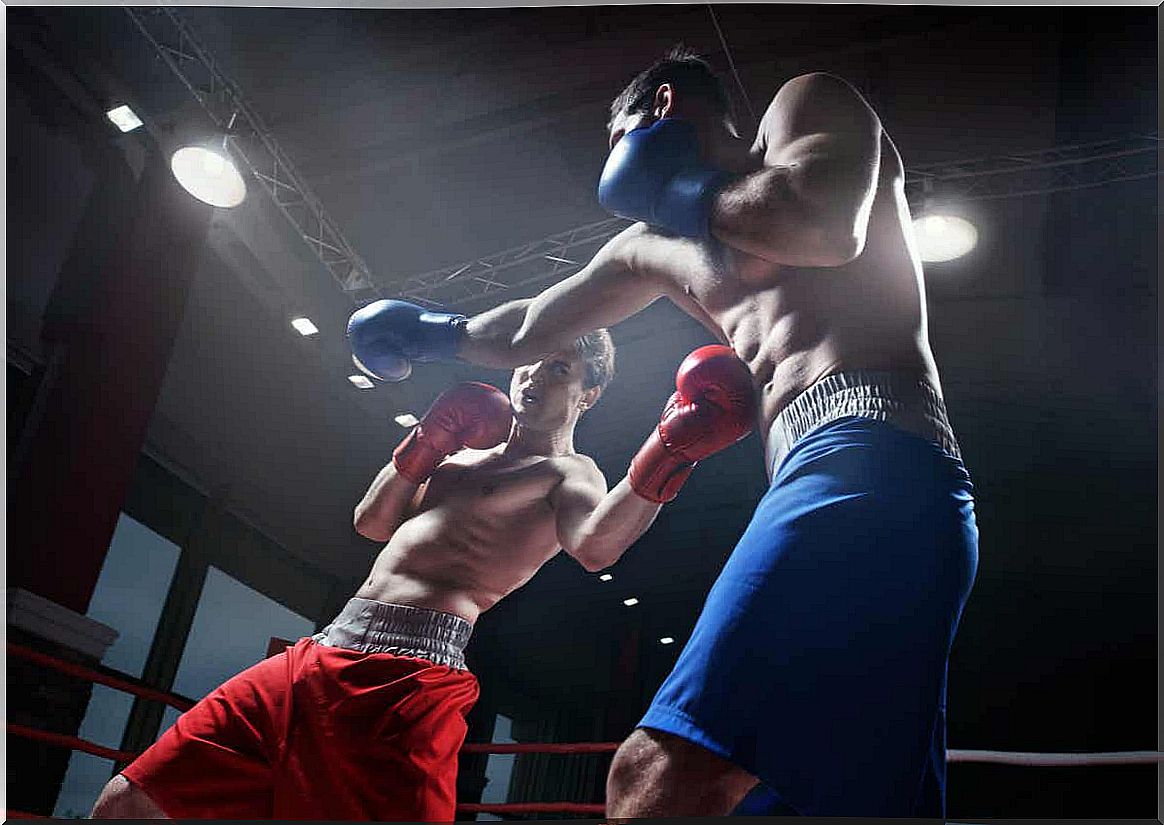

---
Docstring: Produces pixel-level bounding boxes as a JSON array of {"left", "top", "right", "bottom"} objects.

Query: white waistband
[
  {"left": 312, "top": 599, "right": 473, "bottom": 670},
  {"left": 765, "top": 371, "right": 962, "bottom": 478}
]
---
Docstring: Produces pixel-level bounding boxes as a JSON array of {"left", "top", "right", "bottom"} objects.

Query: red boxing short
[{"left": 122, "top": 636, "right": 479, "bottom": 820}]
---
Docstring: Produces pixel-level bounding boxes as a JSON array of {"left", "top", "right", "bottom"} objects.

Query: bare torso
[
  {"left": 632, "top": 131, "right": 941, "bottom": 445},
  {"left": 356, "top": 447, "right": 594, "bottom": 624}
]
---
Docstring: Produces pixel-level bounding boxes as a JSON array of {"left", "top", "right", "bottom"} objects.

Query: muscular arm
[
  {"left": 353, "top": 463, "right": 424, "bottom": 543},
  {"left": 710, "top": 72, "right": 882, "bottom": 267},
  {"left": 550, "top": 458, "right": 662, "bottom": 573},
  {"left": 458, "top": 228, "right": 667, "bottom": 369}
]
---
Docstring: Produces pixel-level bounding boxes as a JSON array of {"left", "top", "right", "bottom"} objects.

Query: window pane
[
  {"left": 158, "top": 566, "right": 315, "bottom": 733},
  {"left": 53, "top": 514, "right": 181, "bottom": 817},
  {"left": 478, "top": 714, "right": 516, "bottom": 820}
]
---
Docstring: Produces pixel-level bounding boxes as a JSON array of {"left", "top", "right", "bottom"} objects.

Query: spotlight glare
[
  {"left": 912, "top": 213, "right": 977, "bottom": 263},
  {"left": 348, "top": 375, "right": 375, "bottom": 389},
  {"left": 659, "top": 636, "right": 675, "bottom": 645},
  {"left": 622, "top": 597, "right": 639, "bottom": 607},
  {"left": 170, "top": 145, "right": 247, "bottom": 208},
  {"left": 598, "top": 573, "right": 613, "bottom": 582},
  {"left": 394, "top": 413, "right": 420, "bottom": 428},
  {"left": 106, "top": 105, "right": 143, "bottom": 132},
  {"left": 291, "top": 317, "right": 319, "bottom": 336}
]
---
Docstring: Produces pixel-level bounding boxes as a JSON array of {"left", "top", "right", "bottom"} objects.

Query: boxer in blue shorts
[{"left": 345, "top": 48, "right": 978, "bottom": 818}]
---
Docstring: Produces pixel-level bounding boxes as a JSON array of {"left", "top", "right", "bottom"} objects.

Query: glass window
[
  {"left": 477, "top": 714, "right": 516, "bottom": 820},
  {"left": 53, "top": 515, "right": 181, "bottom": 818},
  {"left": 157, "top": 566, "right": 315, "bottom": 733}
]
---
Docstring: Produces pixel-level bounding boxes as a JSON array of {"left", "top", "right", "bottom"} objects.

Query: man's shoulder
[
  {"left": 553, "top": 452, "right": 606, "bottom": 485},
  {"left": 440, "top": 446, "right": 504, "bottom": 469},
  {"left": 760, "top": 72, "right": 873, "bottom": 125},
  {"left": 768, "top": 72, "right": 863, "bottom": 107}
]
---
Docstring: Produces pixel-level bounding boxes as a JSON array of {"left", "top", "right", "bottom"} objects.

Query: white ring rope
[{"left": 948, "top": 749, "right": 1163, "bottom": 766}]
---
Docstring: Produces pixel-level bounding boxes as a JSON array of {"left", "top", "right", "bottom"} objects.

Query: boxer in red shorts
[{"left": 90, "top": 331, "right": 755, "bottom": 821}]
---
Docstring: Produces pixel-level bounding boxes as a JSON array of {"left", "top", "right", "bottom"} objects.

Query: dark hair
[
  {"left": 609, "top": 45, "right": 733, "bottom": 130},
  {"left": 574, "top": 328, "right": 615, "bottom": 395}
]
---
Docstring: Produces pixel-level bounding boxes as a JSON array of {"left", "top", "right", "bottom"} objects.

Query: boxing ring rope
[
  {"left": 7, "top": 642, "right": 196, "bottom": 712},
  {"left": 7, "top": 643, "right": 1162, "bottom": 819},
  {"left": 946, "top": 749, "right": 1164, "bottom": 767},
  {"left": 7, "top": 722, "right": 138, "bottom": 764}
]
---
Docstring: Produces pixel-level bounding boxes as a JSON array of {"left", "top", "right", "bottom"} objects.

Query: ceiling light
[
  {"left": 913, "top": 213, "right": 977, "bottom": 263},
  {"left": 106, "top": 105, "right": 143, "bottom": 133},
  {"left": 394, "top": 413, "right": 419, "bottom": 428},
  {"left": 170, "top": 143, "right": 247, "bottom": 208},
  {"left": 291, "top": 317, "right": 318, "bottom": 336},
  {"left": 659, "top": 637, "right": 674, "bottom": 645},
  {"left": 348, "top": 375, "right": 374, "bottom": 389},
  {"left": 622, "top": 597, "right": 639, "bottom": 607},
  {"left": 598, "top": 573, "right": 613, "bottom": 582}
]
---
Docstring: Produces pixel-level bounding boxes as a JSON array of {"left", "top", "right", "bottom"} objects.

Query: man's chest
[
  {"left": 634, "top": 228, "right": 787, "bottom": 317},
  {"left": 420, "top": 457, "right": 561, "bottom": 515}
]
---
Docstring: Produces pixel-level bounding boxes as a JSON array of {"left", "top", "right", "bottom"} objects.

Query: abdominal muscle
[
  {"left": 354, "top": 457, "right": 565, "bottom": 624},
  {"left": 671, "top": 163, "right": 943, "bottom": 447}
]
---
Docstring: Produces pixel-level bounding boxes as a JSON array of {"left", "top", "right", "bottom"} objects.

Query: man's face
[{"left": 509, "top": 348, "right": 593, "bottom": 430}]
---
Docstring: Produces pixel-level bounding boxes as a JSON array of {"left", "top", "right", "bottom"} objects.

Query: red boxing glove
[
  {"left": 629, "top": 345, "right": 757, "bottom": 503},
  {"left": 393, "top": 382, "right": 513, "bottom": 484}
]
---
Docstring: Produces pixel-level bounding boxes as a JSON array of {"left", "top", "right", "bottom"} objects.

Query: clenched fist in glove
[
  {"left": 629, "top": 345, "right": 757, "bottom": 503},
  {"left": 393, "top": 382, "right": 513, "bottom": 485}
]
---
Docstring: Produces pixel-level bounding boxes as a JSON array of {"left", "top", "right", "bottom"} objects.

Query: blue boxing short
[{"left": 638, "top": 371, "right": 978, "bottom": 818}]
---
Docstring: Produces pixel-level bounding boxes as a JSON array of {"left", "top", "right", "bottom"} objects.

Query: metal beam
[{"left": 124, "top": 6, "right": 379, "bottom": 304}]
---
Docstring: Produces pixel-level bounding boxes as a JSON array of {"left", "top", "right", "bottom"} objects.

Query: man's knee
[
  {"left": 91, "top": 774, "right": 167, "bottom": 819},
  {"left": 608, "top": 728, "right": 662, "bottom": 796},
  {"left": 606, "top": 728, "right": 757, "bottom": 816}
]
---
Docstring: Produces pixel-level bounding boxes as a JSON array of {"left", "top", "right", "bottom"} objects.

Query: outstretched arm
[
  {"left": 711, "top": 72, "right": 883, "bottom": 267},
  {"left": 458, "top": 227, "right": 666, "bottom": 369},
  {"left": 552, "top": 345, "right": 758, "bottom": 573},
  {"left": 551, "top": 459, "right": 662, "bottom": 573}
]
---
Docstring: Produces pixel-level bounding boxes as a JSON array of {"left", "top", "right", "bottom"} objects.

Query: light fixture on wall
[
  {"left": 170, "top": 128, "right": 247, "bottom": 209},
  {"left": 912, "top": 212, "right": 978, "bottom": 263}
]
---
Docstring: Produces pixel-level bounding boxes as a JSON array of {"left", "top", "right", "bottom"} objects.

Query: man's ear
[
  {"left": 579, "top": 385, "right": 602, "bottom": 413},
  {"left": 652, "top": 83, "right": 675, "bottom": 119}
]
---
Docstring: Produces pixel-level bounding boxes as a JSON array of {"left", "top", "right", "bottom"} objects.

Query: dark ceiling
[{"left": 7, "top": 6, "right": 1158, "bottom": 809}]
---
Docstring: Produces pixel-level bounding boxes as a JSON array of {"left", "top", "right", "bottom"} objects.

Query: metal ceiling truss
[
  {"left": 395, "top": 217, "right": 630, "bottom": 310},
  {"left": 125, "top": 5, "right": 377, "bottom": 304},
  {"left": 908, "top": 134, "right": 1159, "bottom": 203},
  {"left": 125, "top": 4, "right": 1157, "bottom": 313}
]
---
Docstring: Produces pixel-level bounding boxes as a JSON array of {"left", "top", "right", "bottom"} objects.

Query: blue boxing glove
[
  {"left": 346, "top": 299, "right": 467, "bottom": 382},
  {"left": 597, "top": 118, "right": 731, "bottom": 239}
]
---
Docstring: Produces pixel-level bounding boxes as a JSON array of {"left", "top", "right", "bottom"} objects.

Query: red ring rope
[
  {"left": 8, "top": 643, "right": 195, "bottom": 711},
  {"left": 7, "top": 723, "right": 138, "bottom": 763},
  {"left": 462, "top": 742, "right": 619, "bottom": 754},
  {"left": 9, "top": 640, "right": 1162, "bottom": 821},
  {"left": 457, "top": 802, "right": 605, "bottom": 815}
]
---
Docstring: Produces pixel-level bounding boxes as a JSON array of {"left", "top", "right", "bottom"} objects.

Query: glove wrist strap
[
  {"left": 392, "top": 428, "right": 448, "bottom": 485},
  {"left": 629, "top": 427, "right": 696, "bottom": 504}
]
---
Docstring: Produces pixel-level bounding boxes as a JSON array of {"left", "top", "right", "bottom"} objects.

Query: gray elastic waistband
[
  {"left": 312, "top": 599, "right": 473, "bottom": 671},
  {"left": 765, "top": 371, "right": 962, "bottom": 477}
]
